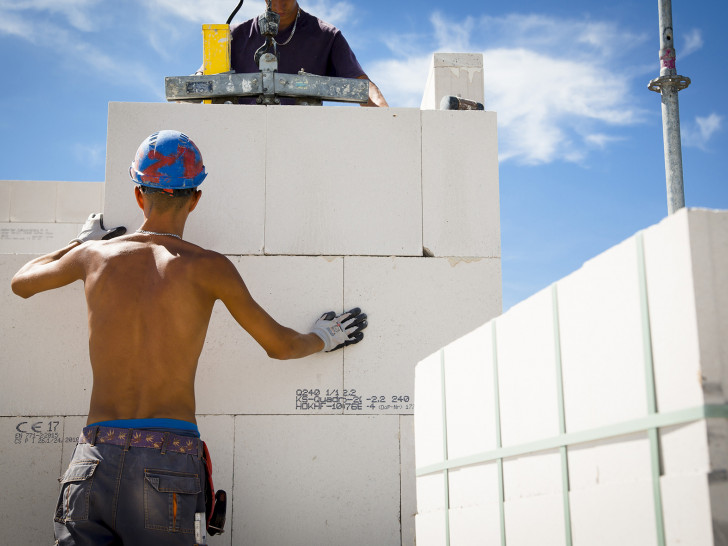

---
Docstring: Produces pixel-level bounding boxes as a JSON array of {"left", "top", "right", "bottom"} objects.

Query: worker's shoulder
[
  {"left": 185, "top": 244, "right": 235, "bottom": 273},
  {"left": 301, "top": 10, "right": 341, "bottom": 35}
]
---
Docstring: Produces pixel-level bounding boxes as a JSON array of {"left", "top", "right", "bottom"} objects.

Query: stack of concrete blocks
[
  {"left": 0, "top": 53, "right": 501, "bottom": 545},
  {"left": 0, "top": 180, "right": 104, "bottom": 253},
  {"left": 414, "top": 208, "right": 728, "bottom": 546},
  {"left": 420, "top": 53, "right": 485, "bottom": 111}
]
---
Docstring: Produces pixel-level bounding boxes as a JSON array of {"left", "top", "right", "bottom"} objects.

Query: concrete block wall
[
  {"left": 414, "top": 208, "right": 728, "bottom": 546},
  {"left": 0, "top": 180, "right": 104, "bottom": 253},
  {"left": 1, "top": 90, "right": 500, "bottom": 544}
]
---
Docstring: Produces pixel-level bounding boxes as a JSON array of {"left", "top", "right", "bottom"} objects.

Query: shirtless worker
[{"left": 10, "top": 130, "right": 367, "bottom": 545}]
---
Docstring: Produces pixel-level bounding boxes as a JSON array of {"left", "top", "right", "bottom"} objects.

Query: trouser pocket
[
  {"left": 54, "top": 459, "right": 99, "bottom": 523},
  {"left": 144, "top": 468, "right": 201, "bottom": 533}
]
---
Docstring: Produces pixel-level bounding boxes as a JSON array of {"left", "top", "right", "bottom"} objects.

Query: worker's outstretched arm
[
  {"left": 357, "top": 75, "right": 388, "bottom": 107},
  {"left": 209, "top": 255, "right": 367, "bottom": 359},
  {"left": 11, "top": 241, "right": 84, "bottom": 298},
  {"left": 11, "top": 213, "right": 126, "bottom": 298}
]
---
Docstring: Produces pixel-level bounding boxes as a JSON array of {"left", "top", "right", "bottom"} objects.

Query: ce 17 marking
[{"left": 16, "top": 420, "right": 60, "bottom": 433}]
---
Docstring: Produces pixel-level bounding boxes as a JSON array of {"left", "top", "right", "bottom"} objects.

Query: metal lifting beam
[{"left": 165, "top": 71, "right": 369, "bottom": 105}]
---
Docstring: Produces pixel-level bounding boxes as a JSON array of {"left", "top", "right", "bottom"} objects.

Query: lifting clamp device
[{"left": 164, "top": 0, "right": 369, "bottom": 106}]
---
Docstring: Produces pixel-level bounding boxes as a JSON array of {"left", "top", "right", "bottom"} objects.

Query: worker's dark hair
[
  {"left": 138, "top": 185, "right": 197, "bottom": 212},
  {"left": 138, "top": 185, "right": 196, "bottom": 198}
]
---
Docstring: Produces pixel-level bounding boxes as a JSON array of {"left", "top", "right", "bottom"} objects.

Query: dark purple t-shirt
[{"left": 230, "top": 9, "right": 365, "bottom": 78}]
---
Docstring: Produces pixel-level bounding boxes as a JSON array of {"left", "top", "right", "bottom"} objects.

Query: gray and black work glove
[
  {"left": 311, "top": 308, "right": 368, "bottom": 352},
  {"left": 70, "top": 213, "right": 126, "bottom": 244}
]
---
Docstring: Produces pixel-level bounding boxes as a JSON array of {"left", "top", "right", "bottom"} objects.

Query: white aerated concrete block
[
  {"left": 422, "top": 110, "right": 500, "bottom": 258},
  {"left": 345, "top": 256, "right": 501, "bottom": 415},
  {"left": 502, "top": 450, "right": 562, "bottom": 500},
  {"left": 0, "top": 416, "right": 65, "bottom": 545},
  {"left": 448, "top": 462, "right": 500, "bottom": 507},
  {"left": 661, "top": 473, "right": 714, "bottom": 546},
  {"left": 570, "top": 481, "right": 657, "bottom": 546},
  {"left": 9, "top": 180, "right": 57, "bottom": 222},
  {"left": 443, "top": 324, "right": 499, "bottom": 459},
  {"left": 449, "top": 504, "right": 501, "bottom": 546},
  {"left": 689, "top": 209, "right": 728, "bottom": 406},
  {"left": 0, "top": 181, "right": 10, "bottom": 221},
  {"left": 417, "top": 472, "right": 448, "bottom": 514},
  {"left": 400, "top": 415, "right": 417, "bottom": 546},
  {"left": 56, "top": 182, "right": 104, "bottom": 223},
  {"left": 660, "top": 421, "right": 711, "bottom": 476},
  {"left": 265, "top": 107, "right": 422, "bottom": 256},
  {"left": 709, "top": 479, "right": 728, "bottom": 543},
  {"left": 706, "top": 417, "right": 728, "bottom": 479},
  {"left": 504, "top": 494, "right": 566, "bottom": 546},
  {"left": 415, "top": 352, "right": 445, "bottom": 469},
  {"left": 643, "top": 210, "right": 704, "bottom": 411},
  {"left": 415, "top": 511, "right": 448, "bottom": 546},
  {"left": 558, "top": 237, "right": 648, "bottom": 432},
  {"left": 421, "top": 53, "right": 485, "bottom": 110},
  {"left": 1, "top": 255, "right": 90, "bottom": 416},
  {"left": 104, "top": 102, "right": 266, "bottom": 255},
  {"left": 568, "top": 433, "right": 652, "bottom": 491},
  {"left": 195, "top": 256, "right": 343, "bottom": 415},
  {"left": 497, "top": 288, "right": 560, "bottom": 446},
  {"left": 0, "top": 222, "right": 81, "bottom": 254},
  {"left": 233, "top": 415, "right": 401, "bottom": 546}
]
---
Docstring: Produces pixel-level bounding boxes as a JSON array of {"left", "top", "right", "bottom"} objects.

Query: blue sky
[{"left": 0, "top": 0, "right": 725, "bottom": 310}]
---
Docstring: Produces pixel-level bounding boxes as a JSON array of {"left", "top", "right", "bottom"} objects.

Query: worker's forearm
[
  {"left": 365, "top": 81, "right": 388, "bottom": 107},
  {"left": 267, "top": 330, "right": 325, "bottom": 360},
  {"left": 356, "top": 75, "right": 388, "bottom": 107},
  {"left": 290, "top": 332, "right": 326, "bottom": 358},
  {"left": 11, "top": 241, "right": 81, "bottom": 298}
]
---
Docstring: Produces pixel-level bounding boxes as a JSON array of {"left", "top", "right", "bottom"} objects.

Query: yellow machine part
[{"left": 202, "top": 24, "right": 231, "bottom": 104}]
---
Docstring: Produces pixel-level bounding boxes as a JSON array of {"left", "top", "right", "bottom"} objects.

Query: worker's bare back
[
  {"left": 12, "top": 207, "right": 327, "bottom": 427},
  {"left": 81, "top": 234, "right": 223, "bottom": 425}
]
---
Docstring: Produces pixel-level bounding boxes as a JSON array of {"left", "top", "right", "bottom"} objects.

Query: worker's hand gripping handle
[
  {"left": 311, "top": 308, "right": 368, "bottom": 352},
  {"left": 70, "top": 213, "right": 127, "bottom": 244}
]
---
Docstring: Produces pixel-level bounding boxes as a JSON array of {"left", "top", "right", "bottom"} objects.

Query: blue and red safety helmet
[{"left": 129, "top": 130, "right": 207, "bottom": 190}]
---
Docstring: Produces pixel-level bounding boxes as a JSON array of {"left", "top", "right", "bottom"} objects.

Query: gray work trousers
[{"left": 54, "top": 437, "right": 208, "bottom": 545}]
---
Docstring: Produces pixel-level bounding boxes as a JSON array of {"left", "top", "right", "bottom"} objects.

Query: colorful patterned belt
[{"left": 79, "top": 426, "right": 202, "bottom": 457}]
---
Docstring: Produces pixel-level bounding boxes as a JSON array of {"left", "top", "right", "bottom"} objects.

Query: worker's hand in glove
[
  {"left": 311, "top": 308, "right": 368, "bottom": 352},
  {"left": 70, "top": 213, "right": 127, "bottom": 244}
]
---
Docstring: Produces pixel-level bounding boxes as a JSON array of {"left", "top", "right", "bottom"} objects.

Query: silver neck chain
[
  {"left": 275, "top": 8, "right": 300, "bottom": 46},
  {"left": 136, "top": 229, "right": 182, "bottom": 240}
]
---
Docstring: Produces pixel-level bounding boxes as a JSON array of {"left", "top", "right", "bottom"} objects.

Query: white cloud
[
  {"left": 681, "top": 28, "right": 703, "bottom": 58},
  {"left": 306, "top": 0, "right": 354, "bottom": 27},
  {"left": 682, "top": 113, "right": 723, "bottom": 150},
  {"left": 0, "top": 0, "right": 100, "bottom": 32},
  {"left": 584, "top": 133, "right": 625, "bottom": 149},
  {"left": 368, "top": 55, "right": 431, "bottom": 108},
  {"left": 72, "top": 142, "right": 106, "bottom": 169},
  {"left": 0, "top": 4, "right": 160, "bottom": 96},
  {"left": 141, "top": 0, "right": 353, "bottom": 27},
  {"left": 369, "top": 13, "right": 644, "bottom": 165},
  {"left": 142, "top": 0, "right": 265, "bottom": 25},
  {"left": 0, "top": 11, "right": 34, "bottom": 40},
  {"left": 487, "top": 47, "right": 637, "bottom": 164}
]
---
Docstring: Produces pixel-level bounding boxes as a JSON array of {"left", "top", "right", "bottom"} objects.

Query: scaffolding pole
[{"left": 648, "top": 0, "right": 690, "bottom": 214}]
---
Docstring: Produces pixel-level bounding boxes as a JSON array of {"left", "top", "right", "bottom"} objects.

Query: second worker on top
[{"left": 230, "top": 0, "right": 388, "bottom": 107}]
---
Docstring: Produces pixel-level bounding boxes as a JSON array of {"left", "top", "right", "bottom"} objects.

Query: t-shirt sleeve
[{"left": 328, "top": 32, "right": 365, "bottom": 78}]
